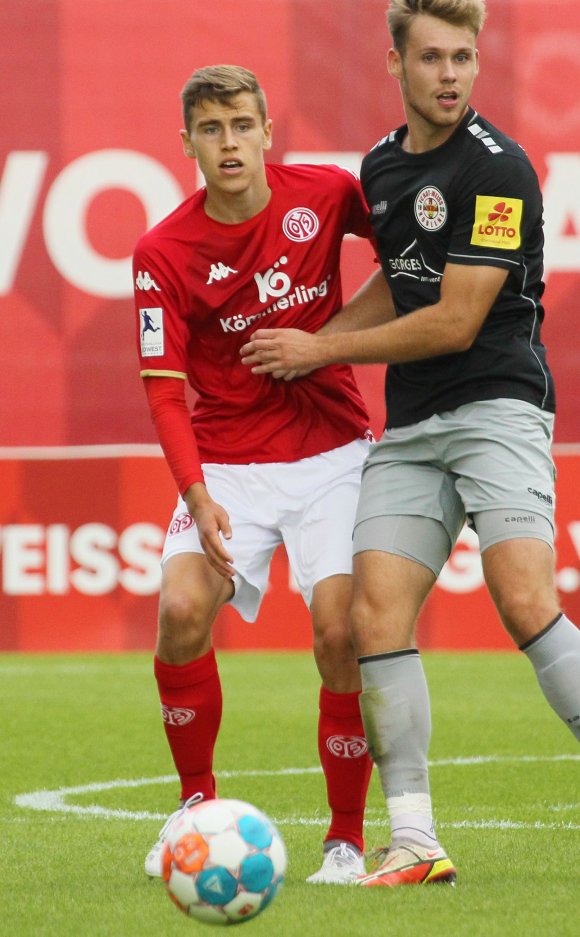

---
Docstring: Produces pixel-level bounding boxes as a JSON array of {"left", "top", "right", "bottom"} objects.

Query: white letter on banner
[
  {"left": 543, "top": 153, "right": 580, "bottom": 277},
  {"left": 43, "top": 150, "right": 184, "bottom": 298},
  {"left": 0, "top": 152, "right": 48, "bottom": 295},
  {"left": 1, "top": 525, "right": 45, "bottom": 595},
  {"left": 118, "top": 523, "right": 163, "bottom": 595},
  {"left": 70, "top": 523, "right": 118, "bottom": 595}
]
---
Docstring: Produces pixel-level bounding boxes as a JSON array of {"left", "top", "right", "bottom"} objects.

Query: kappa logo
[
  {"left": 207, "top": 262, "right": 238, "bottom": 285},
  {"left": 414, "top": 187, "right": 447, "bottom": 231},
  {"left": 161, "top": 705, "right": 196, "bottom": 726},
  {"left": 135, "top": 270, "right": 161, "bottom": 291},
  {"left": 471, "top": 196, "right": 523, "bottom": 250},
  {"left": 282, "top": 207, "right": 319, "bottom": 242},
  {"left": 326, "top": 735, "right": 368, "bottom": 758}
]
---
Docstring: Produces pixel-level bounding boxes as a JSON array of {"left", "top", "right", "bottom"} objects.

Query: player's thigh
[
  {"left": 351, "top": 549, "right": 436, "bottom": 655},
  {"left": 159, "top": 552, "right": 234, "bottom": 626},
  {"left": 354, "top": 451, "right": 465, "bottom": 576},
  {"left": 162, "top": 483, "right": 281, "bottom": 624},
  {"left": 157, "top": 552, "right": 234, "bottom": 662},
  {"left": 480, "top": 536, "right": 560, "bottom": 644}
]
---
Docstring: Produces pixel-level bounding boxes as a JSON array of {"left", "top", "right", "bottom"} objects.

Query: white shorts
[{"left": 162, "top": 438, "right": 371, "bottom": 622}]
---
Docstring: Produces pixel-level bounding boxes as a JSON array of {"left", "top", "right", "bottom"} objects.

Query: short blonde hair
[
  {"left": 181, "top": 65, "right": 268, "bottom": 132},
  {"left": 387, "top": 0, "right": 487, "bottom": 51}
]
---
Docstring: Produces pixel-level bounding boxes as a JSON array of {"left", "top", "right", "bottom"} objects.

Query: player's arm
[
  {"left": 323, "top": 267, "right": 396, "bottom": 335},
  {"left": 240, "top": 262, "right": 507, "bottom": 372},
  {"left": 240, "top": 268, "right": 393, "bottom": 375},
  {"left": 144, "top": 376, "right": 235, "bottom": 579}
]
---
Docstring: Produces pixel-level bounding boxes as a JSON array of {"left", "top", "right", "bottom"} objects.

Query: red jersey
[{"left": 133, "top": 163, "right": 372, "bottom": 468}]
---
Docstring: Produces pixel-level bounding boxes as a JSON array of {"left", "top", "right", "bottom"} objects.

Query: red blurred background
[{"left": 1, "top": 0, "right": 579, "bottom": 650}]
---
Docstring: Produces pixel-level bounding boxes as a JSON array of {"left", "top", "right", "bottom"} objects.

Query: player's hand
[
  {"left": 185, "top": 486, "right": 235, "bottom": 579},
  {"left": 240, "top": 328, "right": 323, "bottom": 376},
  {"left": 269, "top": 367, "right": 311, "bottom": 382}
]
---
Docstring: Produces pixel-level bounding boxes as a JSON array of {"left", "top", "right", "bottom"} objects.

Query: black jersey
[{"left": 361, "top": 107, "right": 555, "bottom": 429}]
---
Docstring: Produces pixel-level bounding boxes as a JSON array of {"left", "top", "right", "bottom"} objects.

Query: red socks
[
  {"left": 154, "top": 655, "right": 371, "bottom": 849},
  {"left": 318, "top": 686, "right": 373, "bottom": 852},
  {"left": 154, "top": 649, "right": 222, "bottom": 802}
]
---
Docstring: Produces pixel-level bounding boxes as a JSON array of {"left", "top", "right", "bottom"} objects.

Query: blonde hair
[
  {"left": 181, "top": 65, "right": 268, "bottom": 131},
  {"left": 387, "top": 0, "right": 487, "bottom": 51}
]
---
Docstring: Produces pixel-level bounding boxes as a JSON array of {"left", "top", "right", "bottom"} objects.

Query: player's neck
[
  {"left": 402, "top": 105, "right": 468, "bottom": 154},
  {"left": 203, "top": 182, "right": 272, "bottom": 225}
]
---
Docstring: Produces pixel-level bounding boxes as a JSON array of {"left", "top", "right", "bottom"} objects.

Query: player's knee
[
  {"left": 350, "top": 593, "right": 389, "bottom": 651},
  {"left": 492, "top": 586, "right": 559, "bottom": 642},
  {"left": 312, "top": 623, "right": 360, "bottom": 691},
  {"left": 313, "top": 620, "right": 355, "bottom": 665},
  {"left": 158, "top": 590, "right": 212, "bottom": 649}
]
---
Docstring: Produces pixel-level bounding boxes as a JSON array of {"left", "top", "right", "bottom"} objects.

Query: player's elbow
[
  {"left": 443, "top": 314, "right": 482, "bottom": 353},
  {"left": 450, "top": 328, "right": 478, "bottom": 353}
]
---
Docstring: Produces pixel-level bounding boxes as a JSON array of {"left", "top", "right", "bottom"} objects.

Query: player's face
[
  {"left": 388, "top": 14, "right": 479, "bottom": 148},
  {"left": 181, "top": 93, "right": 272, "bottom": 203}
]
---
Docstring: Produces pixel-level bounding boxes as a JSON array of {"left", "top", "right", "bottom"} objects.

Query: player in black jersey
[{"left": 241, "top": 0, "right": 580, "bottom": 888}]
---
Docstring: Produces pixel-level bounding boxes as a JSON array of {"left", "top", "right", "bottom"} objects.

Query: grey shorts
[{"left": 353, "top": 399, "right": 556, "bottom": 576}]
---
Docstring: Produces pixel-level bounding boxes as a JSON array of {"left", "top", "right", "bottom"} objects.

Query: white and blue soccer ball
[{"left": 162, "top": 798, "right": 287, "bottom": 925}]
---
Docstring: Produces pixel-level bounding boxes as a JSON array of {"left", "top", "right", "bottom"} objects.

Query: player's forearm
[
  {"left": 144, "top": 376, "right": 205, "bottom": 494},
  {"left": 320, "top": 269, "right": 395, "bottom": 336},
  {"left": 315, "top": 301, "right": 476, "bottom": 366}
]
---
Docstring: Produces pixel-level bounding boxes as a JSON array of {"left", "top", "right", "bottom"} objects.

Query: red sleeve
[{"left": 144, "top": 376, "right": 205, "bottom": 495}]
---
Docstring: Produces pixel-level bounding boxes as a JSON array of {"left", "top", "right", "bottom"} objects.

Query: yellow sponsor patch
[{"left": 470, "top": 196, "right": 523, "bottom": 250}]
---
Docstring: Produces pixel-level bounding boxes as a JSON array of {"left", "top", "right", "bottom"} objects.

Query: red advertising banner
[
  {"left": 1, "top": 1, "right": 579, "bottom": 651},
  {"left": 1, "top": 448, "right": 578, "bottom": 652},
  {"left": 1, "top": 0, "right": 579, "bottom": 448}
]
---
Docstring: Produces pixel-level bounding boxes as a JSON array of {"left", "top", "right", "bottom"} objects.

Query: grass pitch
[{"left": 1, "top": 651, "right": 578, "bottom": 937}]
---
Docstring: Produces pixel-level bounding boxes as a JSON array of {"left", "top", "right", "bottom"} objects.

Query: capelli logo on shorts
[
  {"left": 326, "top": 735, "right": 368, "bottom": 758},
  {"left": 504, "top": 515, "right": 536, "bottom": 524},
  {"left": 527, "top": 487, "right": 553, "bottom": 505}
]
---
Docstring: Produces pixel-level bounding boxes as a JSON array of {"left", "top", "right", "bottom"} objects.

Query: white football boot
[
  {"left": 306, "top": 842, "right": 366, "bottom": 884},
  {"left": 144, "top": 792, "right": 204, "bottom": 878}
]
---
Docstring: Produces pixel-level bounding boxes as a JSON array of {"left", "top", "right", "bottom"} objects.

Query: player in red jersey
[{"left": 132, "top": 64, "right": 377, "bottom": 884}]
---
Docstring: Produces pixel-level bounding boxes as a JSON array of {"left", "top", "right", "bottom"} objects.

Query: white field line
[{"left": 13, "top": 757, "right": 580, "bottom": 831}]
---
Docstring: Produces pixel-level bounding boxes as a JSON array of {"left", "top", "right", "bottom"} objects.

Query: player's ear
[
  {"left": 262, "top": 118, "right": 273, "bottom": 152},
  {"left": 180, "top": 129, "right": 197, "bottom": 160},
  {"left": 387, "top": 47, "right": 403, "bottom": 80}
]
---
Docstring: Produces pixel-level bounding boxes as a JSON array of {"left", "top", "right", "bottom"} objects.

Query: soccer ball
[{"left": 162, "top": 798, "right": 287, "bottom": 925}]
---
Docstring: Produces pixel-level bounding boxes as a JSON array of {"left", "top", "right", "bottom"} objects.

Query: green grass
[{"left": 1, "top": 651, "right": 578, "bottom": 936}]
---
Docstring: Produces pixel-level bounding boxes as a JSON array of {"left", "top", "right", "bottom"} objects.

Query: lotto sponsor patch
[
  {"left": 139, "top": 307, "right": 164, "bottom": 357},
  {"left": 470, "top": 196, "right": 523, "bottom": 250}
]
